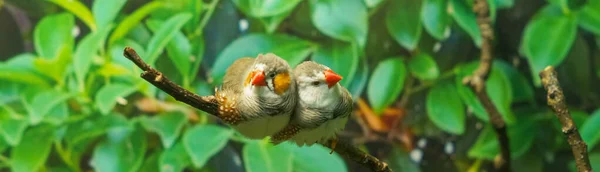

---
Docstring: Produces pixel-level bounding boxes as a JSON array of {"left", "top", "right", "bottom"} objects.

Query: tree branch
[
  {"left": 461, "top": 0, "right": 511, "bottom": 171},
  {"left": 539, "top": 66, "right": 592, "bottom": 172},
  {"left": 123, "top": 47, "right": 392, "bottom": 172}
]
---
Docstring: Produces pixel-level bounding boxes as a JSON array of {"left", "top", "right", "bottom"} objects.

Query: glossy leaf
[
  {"left": 0, "top": 108, "right": 28, "bottom": 146},
  {"left": 243, "top": 140, "right": 293, "bottom": 172},
  {"left": 47, "top": 0, "right": 97, "bottom": 31},
  {"left": 347, "top": 57, "right": 369, "bottom": 100},
  {"left": 189, "top": 36, "right": 205, "bottom": 82},
  {"left": 95, "top": 83, "right": 138, "bottom": 115},
  {"left": 211, "top": 34, "right": 315, "bottom": 84},
  {"left": 10, "top": 125, "right": 54, "bottom": 172},
  {"left": 581, "top": 109, "right": 600, "bottom": 150},
  {"left": 232, "top": 0, "right": 302, "bottom": 17},
  {"left": 578, "top": 0, "right": 600, "bottom": 35},
  {"left": 365, "top": 0, "right": 385, "bottom": 8},
  {"left": 64, "top": 113, "right": 129, "bottom": 146},
  {"left": 33, "top": 45, "right": 72, "bottom": 83},
  {"left": 310, "top": 0, "right": 368, "bottom": 47},
  {"left": 34, "top": 12, "right": 74, "bottom": 59},
  {"left": 140, "top": 112, "right": 187, "bottom": 149},
  {"left": 386, "top": 0, "right": 422, "bottom": 50},
  {"left": 90, "top": 127, "right": 146, "bottom": 172},
  {"left": 367, "top": 58, "right": 407, "bottom": 114},
  {"left": 0, "top": 54, "right": 49, "bottom": 87},
  {"left": 259, "top": 11, "right": 293, "bottom": 34},
  {"left": 146, "top": 13, "right": 192, "bottom": 65},
  {"left": 183, "top": 125, "right": 233, "bottom": 168},
  {"left": 449, "top": 0, "right": 482, "bottom": 46},
  {"left": 493, "top": 60, "right": 534, "bottom": 103},
  {"left": 422, "top": 0, "right": 451, "bottom": 40},
  {"left": 73, "top": 26, "right": 113, "bottom": 91},
  {"left": 495, "top": 0, "right": 514, "bottom": 8},
  {"left": 93, "top": 0, "right": 127, "bottom": 30},
  {"left": 426, "top": 82, "right": 465, "bottom": 134},
  {"left": 455, "top": 62, "right": 515, "bottom": 124},
  {"left": 26, "top": 90, "right": 72, "bottom": 125},
  {"left": 468, "top": 117, "right": 536, "bottom": 159},
  {"left": 147, "top": 20, "right": 192, "bottom": 79},
  {"left": 312, "top": 41, "right": 359, "bottom": 87},
  {"left": 282, "top": 142, "right": 347, "bottom": 172},
  {"left": 109, "top": 1, "right": 164, "bottom": 45},
  {"left": 388, "top": 148, "right": 421, "bottom": 172},
  {"left": 521, "top": 5, "right": 577, "bottom": 85},
  {"left": 408, "top": 53, "right": 440, "bottom": 80},
  {"left": 159, "top": 142, "right": 191, "bottom": 172}
]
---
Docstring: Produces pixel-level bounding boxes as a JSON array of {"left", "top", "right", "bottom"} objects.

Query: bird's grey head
[{"left": 293, "top": 61, "right": 343, "bottom": 109}]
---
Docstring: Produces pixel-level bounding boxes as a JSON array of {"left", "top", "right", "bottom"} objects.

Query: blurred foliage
[{"left": 0, "top": 0, "right": 599, "bottom": 171}]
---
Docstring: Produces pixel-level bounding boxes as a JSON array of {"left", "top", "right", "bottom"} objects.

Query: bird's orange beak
[
  {"left": 251, "top": 70, "right": 267, "bottom": 86},
  {"left": 324, "top": 69, "right": 342, "bottom": 88}
]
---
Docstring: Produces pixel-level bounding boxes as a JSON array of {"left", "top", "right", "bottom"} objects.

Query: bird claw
[{"left": 329, "top": 138, "right": 338, "bottom": 154}]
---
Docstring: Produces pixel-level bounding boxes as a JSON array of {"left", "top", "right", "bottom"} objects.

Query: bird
[
  {"left": 271, "top": 61, "right": 352, "bottom": 150},
  {"left": 215, "top": 53, "right": 297, "bottom": 139}
]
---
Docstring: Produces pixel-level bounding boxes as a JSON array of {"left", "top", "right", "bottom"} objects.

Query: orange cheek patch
[
  {"left": 273, "top": 72, "right": 291, "bottom": 95},
  {"left": 244, "top": 71, "right": 256, "bottom": 87}
]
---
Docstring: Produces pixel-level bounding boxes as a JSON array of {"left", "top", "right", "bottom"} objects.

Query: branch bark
[
  {"left": 461, "top": 0, "right": 511, "bottom": 171},
  {"left": 123, "top": 47, "right": 392, "bottom": 172},
  {"left": 539, "top": 66, "right": 592, "bottom": 172}
]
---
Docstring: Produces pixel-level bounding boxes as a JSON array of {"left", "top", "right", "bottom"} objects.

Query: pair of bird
[{"left": 215, "top": 53, "right": 352, "bottom": 147}]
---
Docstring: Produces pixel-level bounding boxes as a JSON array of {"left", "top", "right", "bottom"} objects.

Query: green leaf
[
  {"left": 578, "top": 0, "right": 600, "bottom": 35},
  {"left": 146, "top": 20, "right": 192, "bottom": 80},
  {"left": 211, "top": 34, "right": 315, "bottom": 84},
  {"left": 581, "top": 109, "right": 600, "bottom": 150},
  {"left": 140, "top": 112, "right": 187, "bottom": 149},
  {"left": 140, "top": 152, "right": 160, "bottom": 172},
  {"left": 183, "top": 125, "right": 233, "bottom": 168},
  {"left": 495, "top": 0, "right": 514, "bottom": 8},
  {"left": 189, "top": 36, "right": 205, "bottom": 82},
  {"left": 310, "top": 0, "right": 368, "bottom": 47},
  {"left": 65, "top": 113, "right": 129, "bottom": 146},
  {"left": 422, "top": 0, "right": 451, "bottom": 40},
  {"left": 145, "top": 13, "right": 192, "bottom": 65},
  {"left": 387, "top": 148, "right": 421, "bottom": 172},
  {"left": 232, "top": 0, "right": 302, "bottom": 17},
  {"left": 243, "top": 140, "right": 293, "bottom": 172},
  {"left": 367, "top": 58, "right": 407, "bottom": 114},
  {"left": 159, "top": 142, "right": 191, "bottom": 172},
  {"left": 426, "top": 82, "right": 465, "bottom": 134},
  {"left": 559, "top": 35, "right": 591, "bottom": 98},
  {"left": 364, "top": 0, "right": 385, "bottom": 8},
  {"left": 386, "top": 0, "right": 423, "bottom": 50},
  {"left": 0, "top": 136, "right": 7, "bottom": 153},
  {"left": 47, "top": 0, "right": 96, "bottom": 31},
  {"left": 95, "top": 83, "right": 138, "bottom": 115},
  {"left": 74, "top": 26, "right": 113, "bottom": 91},
  {"left": 312, "top": 41, "right": 359, "bottom": 87},
  {"left": 109, "top": 1, "right": 164, "bottom": 45},
  {"left": 347, "top": 57, "right": 369, "bottom": 100},
  {"left": 43, "top": 101, "right": 68, "bottom": 125},
  {"left": 455, "top": 61, "right": 515, "bottom": 124},
  {"left": 0, "top": 108, "right": 28, "bottom": 146},
  {"left": 93, "top": 0, "right": 127, "bottom": 30},
  {"left": 0, "top": 54, "right": 50, "bottom": 87},
  {"left": 281, "top": 142, "right": 347, "bottom": 172},
  {"left": 521, "top": 5, "right": 577, "bottom": 85},
  {"left": 449, "top": 0, "right": 482, "bottom": 46},
  {"left": 10, "top": 125, "right": 55, "bottom": 172},
  {"left": 469, "top": 116, "right": 537, "bottom": 160},
  {"left": 34, "top": 12, "right": 74, "bottom": 59},
  {"left": 493, "top": 60, "right": 534, "bottom": 103},
  {"left": 408, "top": 53, "right": 440, "bottom": 80},
  {"left": 91, "top": 127, "right": 146, "bottom": 172},
  {"left": 259, "top": 11, "right": 294, "bottom": 34},
  {"left": 33, "top": 45, "right": 72, "bottom": 83},
  {"left": 26, "top": 90, "right": 72, "bottom": 125}
]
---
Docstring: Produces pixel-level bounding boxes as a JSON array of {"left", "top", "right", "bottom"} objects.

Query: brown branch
[
  {"left": 539, "top": 66, "right": 592, "bottom": 172},
  {"left": 123, "top": 47, "right": 392, "bottom": 172},
  {"left": 462, "top": 0, "right": 510, "bottom": 171}
]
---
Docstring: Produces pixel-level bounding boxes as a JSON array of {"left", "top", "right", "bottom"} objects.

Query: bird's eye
[
  {"left": 311, "top": 81, "right": 320, "bottom": 86},
  {"left": 269, "top": 73, "right": 276, "bottom": 78}
]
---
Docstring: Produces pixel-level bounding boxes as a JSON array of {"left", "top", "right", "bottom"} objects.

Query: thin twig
[
  {"left": 540, "top": 66, "right": 592, "bottom": 172},
  {"left": 123, "top": 47, "right": 392, "bottom": 172},
  {"left": 462, "top": 0, "right": 510, "bottom": 171}
]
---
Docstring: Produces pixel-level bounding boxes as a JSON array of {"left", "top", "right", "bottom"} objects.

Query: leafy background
[{"left": 0, "top": 0, "right": 599, "bottom": 171}]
